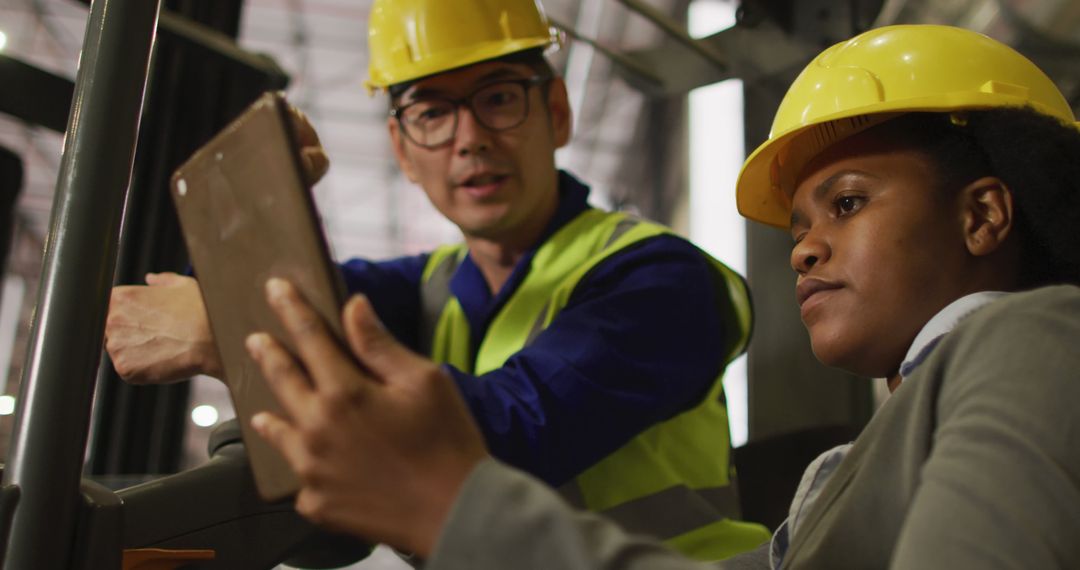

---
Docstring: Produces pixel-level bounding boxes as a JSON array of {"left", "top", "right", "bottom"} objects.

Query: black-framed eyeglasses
[{"left": 390, "top": 75, "right": 551, "bottom": 149}]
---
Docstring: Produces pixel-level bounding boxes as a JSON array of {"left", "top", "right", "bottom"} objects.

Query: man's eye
[
  {"left": 406, "top": 104, "right": 451, "bottom": 124},
  {"left": 418, "top": 107, "right": 450, "bottom": 121},
  {"left": 481, "top": 89, "right": 517, "bottom": 107}
]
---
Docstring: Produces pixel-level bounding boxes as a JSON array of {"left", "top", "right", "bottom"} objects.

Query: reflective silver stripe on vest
[
  {"left": 523, "top": 216, "right": 644, "bottom": 346},
  {"left": 418, "top": 253, "right": 461, "bottom": 356},
  {"left": 558, "top": 479, "right": 743, "bottom": 540},
  {"left": 604, "top": 216, "right": 643, "bottom": 249}
]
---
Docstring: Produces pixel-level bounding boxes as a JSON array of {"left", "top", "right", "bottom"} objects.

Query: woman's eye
[{"left": 835, "top": 195, "right": 864, "bottom": 216}]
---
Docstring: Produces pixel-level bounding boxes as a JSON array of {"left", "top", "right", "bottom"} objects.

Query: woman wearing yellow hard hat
[
  {"left": 243, "top": 23, "right": 1080, "bottom": 570},
  {"left": 730, "top": 24, "right": 1080, "bottom": 568}
]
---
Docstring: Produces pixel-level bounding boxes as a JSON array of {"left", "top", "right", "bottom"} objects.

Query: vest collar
[{"left": 450, "top": 170, "right": 594, "bottom": 346}]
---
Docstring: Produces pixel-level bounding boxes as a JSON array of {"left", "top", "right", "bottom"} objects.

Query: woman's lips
[{"left": 796, "top": 278, "right": 843, "bottom": 317}]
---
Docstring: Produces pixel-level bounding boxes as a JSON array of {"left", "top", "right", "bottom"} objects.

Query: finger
[
  {"left": 108, "top": 285, "right": 135, "bottom": 311},
  {"left": 288, "top": 103, "right": 321, "bottom": 148},
  {"left": 106, "top": 287, "right": 146, "bottom": 327},
  {"left": 300, "top": 148, "right": 330, "bottom": 186},
  {"left": 343, "top": 294, "right": 417, "bottom": 379},
  {"left": 286, "top": 104, "right": 330, "bottom": 185},
  {"left": 250, "top": 411, "right": 306, "bottom": 466},
  {"left": 145, "top": 272, "right": 185, "bottom": 287},
  {"left": 265, "top": 278, "right": 369, "bottom": 396},
  {"left": 246, "top": 332, "right": 316, "bottom": 419}
]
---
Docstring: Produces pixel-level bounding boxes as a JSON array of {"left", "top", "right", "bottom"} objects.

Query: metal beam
[
  {"left": 621, "top": 20, "right": 817, "bottom": 95},
  {"left": 616, "top": 0, "right": 729, "bottom": 71},
  {"left": 0, "top": 0, "right": 162, "bottom": 566},
  {"left": 158, "top": 10, "right": 288, "bottom": 89},
  {"left": 0, "top": 55, "right": 75, "bottom": 133},
  {"left": 550, "top": 16, "right": 663, "bottom": 88},
  {"left": 0, "top": 8, "right": 286, "bottom": 138}
]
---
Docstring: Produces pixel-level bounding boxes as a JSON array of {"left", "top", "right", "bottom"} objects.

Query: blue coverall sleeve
[{"left": 338, "top": 254, "right": 428, "bottom": 351}]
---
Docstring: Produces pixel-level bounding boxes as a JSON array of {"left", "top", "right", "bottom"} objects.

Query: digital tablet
[{"left": 170, "top": 91, "right": 347, "bottom": 501}]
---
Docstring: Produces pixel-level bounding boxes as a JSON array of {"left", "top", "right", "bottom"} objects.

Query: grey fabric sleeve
[
  {"left": 890, "top": 286, "right": 1080, "bottom": 568},
  {"left": 428, "top": 458, "right": 770, "bottom": 570}
]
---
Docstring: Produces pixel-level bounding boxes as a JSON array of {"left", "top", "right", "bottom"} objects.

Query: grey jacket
[{"left": 427, "top": 285, "right": 1080, "bottom": 569}]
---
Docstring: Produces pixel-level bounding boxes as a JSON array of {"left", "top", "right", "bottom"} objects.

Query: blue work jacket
[{"left": 339, "top": 171, "right": 728, "bottom": 486}]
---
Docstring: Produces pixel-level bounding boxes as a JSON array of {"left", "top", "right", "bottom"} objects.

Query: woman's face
[{"left": 789, "top": 131, "right": 978, "bottom": 378}]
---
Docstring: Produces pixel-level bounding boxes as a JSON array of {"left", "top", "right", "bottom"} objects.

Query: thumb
[
  {"left": 146, "top": 272, "right": 186, "bottom": 287},
  {"left": 301, "top": 148, "right": 330, "bottom": 187},
  {"left": 342, "top": 294, "right": 415, "bottom": 378}
]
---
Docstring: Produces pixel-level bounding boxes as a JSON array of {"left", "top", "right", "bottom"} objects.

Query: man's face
[
  {"left": 788, "top": 131, "right": 974, "bottom": 378},
  {"left": 387, "top": 61, "right": 571, "bottom": 244}
]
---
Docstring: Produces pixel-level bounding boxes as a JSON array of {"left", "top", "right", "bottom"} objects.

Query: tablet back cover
[{"left": 170, "top": 92, "right": 346, "bottom": 501}]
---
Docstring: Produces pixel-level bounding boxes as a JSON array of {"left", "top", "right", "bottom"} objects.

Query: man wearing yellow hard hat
[
  {"left": 242, "top": 23, "right": 1080, "bottom": 569},
  {"left": 105, "top": 0, "right": 769, "bottom": 560}
]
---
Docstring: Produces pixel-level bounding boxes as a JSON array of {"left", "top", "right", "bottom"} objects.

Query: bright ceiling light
[
  {"left": 0, "top": 31, "right": 7, "bottom": 52},
  {"left": 0, "top": 395, "right": 15, "bottom": 416},
  {"left": 191, "top": 404, "right": 220, "bottom": 427},
  {"left": 688, "top": 0, "right": 747, "bottom": 447}
]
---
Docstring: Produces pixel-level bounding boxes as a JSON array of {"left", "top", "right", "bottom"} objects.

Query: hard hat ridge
[
  {"left": 736, "top": 24, "right": 1079, "bottom": 228},
  {"left": 366, "top": 0, "right": 559, "bottom": 93}
]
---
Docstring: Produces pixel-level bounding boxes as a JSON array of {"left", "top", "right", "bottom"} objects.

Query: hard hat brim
[
  {"left": 736, "top": 95, "right": 1079, "bottom": 229},
  {"left": 365, "top": 36, "right": 558, "bottom": 94}
]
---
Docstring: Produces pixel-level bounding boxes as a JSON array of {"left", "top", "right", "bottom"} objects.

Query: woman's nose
[{"left": 791, "top": 229, "right": 830, "bottom": 274}]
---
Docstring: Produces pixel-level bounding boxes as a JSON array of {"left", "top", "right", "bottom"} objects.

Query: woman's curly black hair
[{"left": 879, "top": 108, "right": 1080, "bottom": 288}]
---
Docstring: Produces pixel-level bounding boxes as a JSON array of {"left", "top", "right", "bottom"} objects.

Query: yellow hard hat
[
  {"left": 366, "top": 0, "right": 559, "bottom": 92},
  {"left": 736, "top": 24, "right": 1079, "bottom": 228}
]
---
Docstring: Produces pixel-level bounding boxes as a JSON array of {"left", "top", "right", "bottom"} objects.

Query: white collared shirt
[
  {"left": 897, "top": 291, "right": 1011, "bottom": 383},
  {"left": 769, "top": 290, "right": 1012, "bottom": 568}
]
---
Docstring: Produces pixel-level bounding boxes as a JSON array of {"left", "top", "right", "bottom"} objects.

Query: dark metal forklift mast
[
  {"left": 85, "top": 0, "right": 268, "bottom": 479},
  {"left": 0, "top": 0, "right": 163, "bottom": 566},
  {"left": 0, "top": 0, "right": 287, "bottom": 479}
]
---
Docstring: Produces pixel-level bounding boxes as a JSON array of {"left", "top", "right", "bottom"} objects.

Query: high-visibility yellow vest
[{"left": 419, "top": 209, "right": 770, "bottom": 560}]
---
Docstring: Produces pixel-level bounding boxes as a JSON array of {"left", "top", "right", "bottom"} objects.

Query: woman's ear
[{"left": 960, "top": 176, "right": 1014, "bottom": 257}]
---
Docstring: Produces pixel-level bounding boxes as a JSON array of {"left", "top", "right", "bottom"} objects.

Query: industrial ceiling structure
[
  {"left": 0, "top": 0, "right": 694, "bottom": 261},
  {"left": 2, "top": 0, "right": 1078, "bottom": 263},
  {"left": 2, "top": 0, "right": 1079, "bottom": 256}
]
